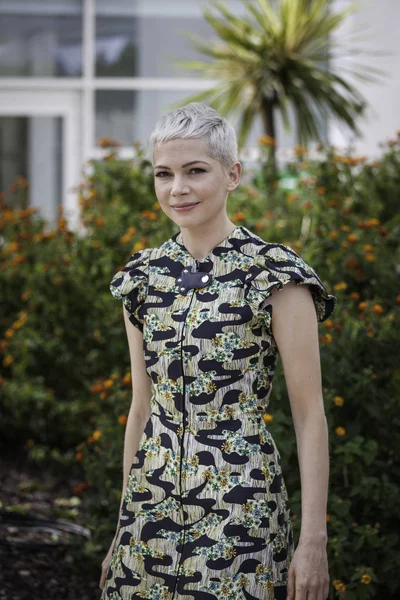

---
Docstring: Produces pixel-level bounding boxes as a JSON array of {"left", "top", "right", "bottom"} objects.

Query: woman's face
[{"left": 153, "top": 137, "right": 241, "bottom": 230}]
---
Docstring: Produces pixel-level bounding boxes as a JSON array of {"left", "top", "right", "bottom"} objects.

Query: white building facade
[{"left": 0, "top": 0, "right": 398, "bottom": 229}]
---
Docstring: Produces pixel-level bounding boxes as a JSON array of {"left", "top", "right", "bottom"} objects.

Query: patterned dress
[{"left": 102, "top": 225, "right": 337, "bottom": 600}]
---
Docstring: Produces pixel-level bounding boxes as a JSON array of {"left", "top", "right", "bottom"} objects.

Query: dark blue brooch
[{"left": 177, "top": 266, "right": 212, "bottom": 295}]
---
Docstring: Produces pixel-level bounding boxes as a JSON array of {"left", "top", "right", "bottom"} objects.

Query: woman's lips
[{"left": 172, "top": 203, "right": 200, "bottom": 212}]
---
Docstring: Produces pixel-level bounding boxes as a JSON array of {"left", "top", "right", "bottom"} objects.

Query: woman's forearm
[{"left": 294, "top": 409, "right": 330, "bottom": 545}]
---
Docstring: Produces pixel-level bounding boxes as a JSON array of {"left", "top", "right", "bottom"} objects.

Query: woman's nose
[{"left": 171, "top": 176, "right": 190, "bottom": 196}]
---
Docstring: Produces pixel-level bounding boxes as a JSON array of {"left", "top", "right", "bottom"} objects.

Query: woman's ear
[{"left": 227, "top": 161, "right": 242, "bottom": 191}]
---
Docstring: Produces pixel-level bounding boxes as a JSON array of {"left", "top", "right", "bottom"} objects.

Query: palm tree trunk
[{"left": 260, "top": 96, "right": 278, "bottom": 182}]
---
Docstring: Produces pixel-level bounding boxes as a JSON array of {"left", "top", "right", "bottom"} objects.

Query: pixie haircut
[{"left": 149, "top": 102, "right": 238, "bottom": 169}]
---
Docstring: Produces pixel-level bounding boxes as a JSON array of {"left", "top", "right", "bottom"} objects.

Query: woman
[{"left": 100, "top": 103, "right": 337, "bottom": 600}]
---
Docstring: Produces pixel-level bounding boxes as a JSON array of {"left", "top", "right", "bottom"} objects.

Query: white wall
[{"left": 329, "top": 0, "right": 400, "bottom": 156}]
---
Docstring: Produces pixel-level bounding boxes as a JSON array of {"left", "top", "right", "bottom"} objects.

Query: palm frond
[{"left": 173, "top": 0, "right": 385, "bottom": 150}]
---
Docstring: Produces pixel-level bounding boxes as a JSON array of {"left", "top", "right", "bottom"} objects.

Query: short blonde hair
[{"left": 149, "top": 102, "right": 238, "bottom": 169}]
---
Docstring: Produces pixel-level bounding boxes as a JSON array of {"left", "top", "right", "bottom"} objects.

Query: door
[{"left": 0, "top": 90, "right": 81, "bottom": 229}]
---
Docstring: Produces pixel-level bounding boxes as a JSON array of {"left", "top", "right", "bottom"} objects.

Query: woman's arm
[
  {"left": 265, "top": 282, "right": 330, "bottom": 599},
  {"left": 117, "top": 305, "right": 152, "bottom": 523},
  {"left": 100, "top": 306, "right": 152, "bottom": 590}
]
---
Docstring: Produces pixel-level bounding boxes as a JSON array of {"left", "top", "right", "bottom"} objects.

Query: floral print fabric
[{"left": 102, "top": 226, "right": 337, "bottom": 600}]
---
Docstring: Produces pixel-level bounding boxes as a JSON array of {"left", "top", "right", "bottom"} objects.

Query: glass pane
[
  {"left": 0, "top": 116, "right": 62, "bottom": 225},
  {"left": 96, "top": 90, "right": 202, "bottom": 147},
  {"left": 95, "top": 90, "right": 297, "bottom": 152},
  {"left": 96, "top": 0, "right": 215, "bottom": 77},
  {"left": 0, "top": 1, "right": 82, "bottom": 77}
]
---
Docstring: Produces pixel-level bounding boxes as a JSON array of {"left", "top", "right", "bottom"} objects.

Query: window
[
  {"left": 95, "top": 89, "right": 201, "bottom": 147},
  {"left": 0, "top": 0, "right": 83, "bottom": 77},
  {"left": 95, "top": 0, "right": 214, "bottom": 77}
]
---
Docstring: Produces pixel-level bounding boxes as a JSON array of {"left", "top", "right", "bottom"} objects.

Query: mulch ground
[{"left": 0, "top": 450, "right": 101, "bottom": 600}]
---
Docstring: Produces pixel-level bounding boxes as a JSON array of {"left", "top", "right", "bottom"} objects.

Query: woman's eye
[
  {"left": 189, "top": 168, "right": 205, "bottom": 174},
  {"left": 155, "top": 171, "right": 171, "bottom": 178}
]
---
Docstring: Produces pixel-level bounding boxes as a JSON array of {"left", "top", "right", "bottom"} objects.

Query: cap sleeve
[
  {"left": 245, "top": 243, "right": 337, "bottom": 326},
  {"left": 109, "top": 248, "right": 151, "bottom": 332}
]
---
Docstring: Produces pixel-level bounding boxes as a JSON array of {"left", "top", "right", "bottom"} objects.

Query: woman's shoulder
[
  {"left": 238, "top": 226, "right": 299, "bottom": 261},
  {"left": 240, "top": 227, "right": 337, "bottom": 323}
]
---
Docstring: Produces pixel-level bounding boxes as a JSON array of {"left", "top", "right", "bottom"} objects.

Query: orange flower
[
  {"left": 320, "top": 333, "right": 333, "bottom": 344},
  {"left": 119, "top": 233, "right": 132, "bottom": 245},
  {"left": 103, "top": 379, "right": 114, "bottom": 389},
  {"left": 92, "top": 430, "right": 102, "bottom": 441},
  {"left": 347, "top": 233, "right": 358, "bottom": 243},
  {"left": 341, "top": 241, "right": 350, "bottom": 248},
  {"left": 326, "top": 513, "right": 330, "bottom": 523},
  {"left": 294, "top": 145, "right": 308, "bottom": 155},
  {"left": 334, "top": 281, "right": 347, "bottom": 291},
  {"left": 232, "top": 212, "right": 246, "bottom": 222},
  {"left": 350, "top": 292, "right": 360, "bottom": 301},
  {"left": 365, "top": 253, "right": 375, "bottom": 262},
  {"left": 341, "top": 225, "right": 350, "bottom": 232},
  {"left": 334, "top": 396, "right": 344, "bottom": 406},
  {"left": 335, "top": 426, "right": 346, "bottom": 436},
  {"left": 316, "top": 187, "right": 325, "bottom": 195},
  {"left": 303, "top": 200, "right": 312, "bottom": 209},
  {"left": 12, "top": 254, "right": 27, "bottom": 265},
  {"left": 328, "top": 200, "right": 338, "bottom": 208},
  {"left": 141, "top": 210, "right": 158, "bottom": 221},
  {"left": 99, "top": 136, "right": 120, "bottom": 149},
  {"left": 100, "top": 391, "right": 107, "bottom": 400},
  {"left": 7, "top": 241, "right": 19, "bottom": 253},
  {"left": 343, "top": 207, "right": 352, "bottom": 215},
  {"left": 358, "top": 301, "right": 368, "bottom": 310},
  {"left": 361, "top": 574, "right": 372, "bottom": 585},
  {"left": 363, "top": 244, "right": 373, "bottom": 252},
  {"left": 3, "top": 355, "right": 14, "bottom": 367},
  {"left": 333, "top": 580, "right": 346, "bottom": 592},
  {"left": 287, "top": 193, "right": 297, "bottom": 203},
  {"left": 345, "top": 257, "right": 358, "bottom": 269},
  {"left": 263, "top": 413, "right": 273, "bottom": 424},
  {"left": 118, "top": 414, "right": 128, "bottom": 426},
  {"left": 122, "top": 372, "right": 132, "bottom": 386},
  {"left": 324, "top": 320, "right": 334, "bottom": 329},
  {"left": 73, "top": 482, "right": 88, "bottom": 494},
  {"left": 258, "top": 135, "right": 275, "bottom": 147},
  {"left": 75, "top": 451, "right": 84, "bottom": 462},
  {"left": 91, "top": 383, "right": 103, "bottom": 394},
  {"left": 396, "top": 294, "right": 400, "bottom": 304},
  {"left": 328, "top": 230, "right": 338, "bottom": 239},
  {"left": 133, "top": 241, "right": 145, "bottom": 252},
  {"left": 372, "top": 304, "right": 384, "bottom": 314}
]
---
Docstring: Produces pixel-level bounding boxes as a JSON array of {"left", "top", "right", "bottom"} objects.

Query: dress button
[{"left": 201, "top": 275, "right": 209, "bottom": 283}]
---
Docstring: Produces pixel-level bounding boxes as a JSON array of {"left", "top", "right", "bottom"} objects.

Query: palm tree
[{"left": 177, "top": 0, "right": 381, "bottom": 174}]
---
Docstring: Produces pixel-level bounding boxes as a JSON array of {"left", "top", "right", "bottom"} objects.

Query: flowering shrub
[{"left": 1, "top": 136, "right": 399, "bottom": 598}]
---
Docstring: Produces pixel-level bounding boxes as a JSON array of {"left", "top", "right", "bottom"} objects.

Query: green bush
[{"left": 1, "top": 136, "right": 399, "bottom": 599}]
